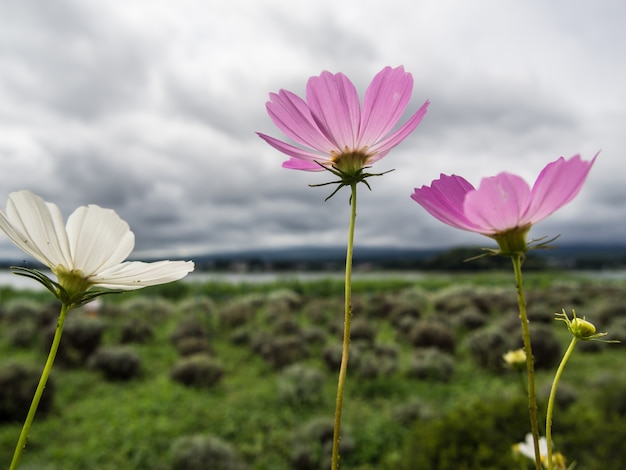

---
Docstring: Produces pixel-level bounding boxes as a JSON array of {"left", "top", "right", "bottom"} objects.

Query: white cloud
[{"left": 0, "top": 0, "right": 623, "bottom": 260}]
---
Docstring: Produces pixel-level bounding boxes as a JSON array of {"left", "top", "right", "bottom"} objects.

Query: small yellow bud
[
  {"left": 571, "top": 317, "right": 596, "bottom": 339},
  {"left": 555, "top": 308, "right": 614, "bottom": 342},
  {"left": 503, "top": 349, "right": 527, "bottom": 368},
  {"left": 551, "top": 452, "right": 568, "bottom": 470}
]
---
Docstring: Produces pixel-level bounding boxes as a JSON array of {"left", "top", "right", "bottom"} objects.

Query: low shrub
[
  {"left": 407, "top": 348, "right": 455, "bottom": 382},
  {"left": 219, "top": 294, "right": 263, "bottom": 329},
  {"left": 48, "top": 315, "right": 106, "bottom": 367},
  {"left": 119, "top": 318, "right": 154, "bottom": 344},
  {"left": 604, "top": 317, "right": 626, "bottom": 344},
  {"left": 277, "top": 363, "right": 326, "bottom": 407},
  {"left": 300, "top": 326, "right": 327, "bottom": 345},
  {"left": 591, "top": 300, "right": 626, "bottom": 328},
  {"left": 408, "top": 320, "right": 456, "bottom": 353},
  {"left": 114, "top": 296, "right": 173, "bottom": 319},
  {"left": 170, "top": 317, "right": 209, "bottom": 345},
  {"left": 594, "top": 376, "right": 626, "bottom": 418},
  {"left": 271, "top": 316, "right": 302, "bottom": 336},
  {"left": 322, "top": 343, "right": 364, "bottom": 373},
  {"left": 0, "top": 361, "right": 55, "bottom": 423},
  {"left": 362, "top": 293, "right": 396, "bottom": 319},
  {"left": 453, "top": 307, "right": 488, "bottom": 331},
  {"left": 348, "top": 317, "right": 377, "bottom": 345},
  {"left": 6, "top": 320, "right": 38, "bottom": 348},
  {"left": 389, "top": 304, "right": 422, "bottom": 330},
  {"left": 290, "top": 417, "right": 355, "bottom": 470},
  {"left": 516, "top": 324, "right": 562, "bottom": 370},
  {"left": 398, "top": 395, "right": 529, "bottom": 469},
  {"left": 470, "top": 288, "right": 517, "bottom": 315},
  {"left": 539, "top": 380, "right": 578, "bottom": 410},
  {"left": 321, "top": 343, "right": 344, "bottom": 372},
  {"left": 353, "top": 345, "right": 399, "bottom": 380},
  {"left": 90, "top": 346, "right": 142, "bottom": 381},
  {"left": 302, "top": 298, "right": 340, "bottom": 326},
  {"left": 176, "top": 295, "right": 216, "bottom": 318},
  {"left": 1, "top": 298, "right": 43, "bottom": 323},
  {"left": 266, "top": 288, "right": 302, "bottom": 314},
  {"left": 526, "top": 302, "right": 557, "bottom": 323},
  {"left": 354, "top": 350, "right": 394, "bottom": 380},
  {"left": 175, "top": 337, "right": 214, "bottom": 357},
  {"left": 170, "top": 434, "right": 247, "bottom": 470},
  {"left": 170, "top": 354, "right": 224, "bottom": 388},
  {"left": 391, "top": 398, "right": 434, "bottom": 427},
  {"left": 257, "top": 335, "right": 309, "bottom": 369},
  {"left": 433, "top": 286, "right": 476, "bottom": 314},
  {"left": 466, "top": 327, "right": 513, "bottom": 373}
]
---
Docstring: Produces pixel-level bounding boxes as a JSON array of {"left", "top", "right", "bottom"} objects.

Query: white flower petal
[
  {"left": 66, "top": 205, "right": 135, "bottom": 275},
  {"left": 0, "top": 190, "right": 72, "bottom": 268},
  {"left": 0, "top": 191, "right": 193, "bottom": 295},
  {"left": 89, "top": 260, "right": 194, "bottom": 290}
]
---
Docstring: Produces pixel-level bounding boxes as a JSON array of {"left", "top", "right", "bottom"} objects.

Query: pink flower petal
[
  {"left": 265, "top": 89, "right": 335, "bottom": 153},
  {"left": 282, "top": 158, "right": 326, "bottom": 171},
  {"left": 464, "top": 173, "right": 532, "bottom": 233},
  {"left": 259, "top": 66, "right": 428, "bottom": 173},
  {"left": 411, "top": 174, "right": 481, "bottom": 231},
  {"left": 359, "top": 66, "right": 414, "bottom": 145},
  {"left": 522, "top": 153, "right": 598, "bottom": 225},
  {"left": 306, "top": 71, "right": 361, "bottom": 149},
  {"left": 369, "top": 100, "right": 430, "bottom": 161},
  {"left": 257, "top": 133, "right": 329, "bottom": 170}
]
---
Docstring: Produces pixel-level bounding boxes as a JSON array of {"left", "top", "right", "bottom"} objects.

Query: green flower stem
[
  {"left": 331, "top": 182, "right": 358, "bottom": 470},
  {"left": 511, "top": 254, "right": 542, "bottom": 470},
  {"left": 10, "top": 302, "right": 70, "bottom": 470},
  {"left": 546, "top": 337, "right": 578, "bottom": 470}
]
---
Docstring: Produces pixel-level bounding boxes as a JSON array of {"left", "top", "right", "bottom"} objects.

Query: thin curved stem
[
  {"left": 331, "top": 183, "right": 358, "bottom": 470},
  {"left": 511, "top": 254, "right": 542, "bottom": 470},
  {"left": 546, "top": 337, "right": 578, "bottom": 470},
  {"left": 10, "top": 302, "right": 70, "bottom": 470}
]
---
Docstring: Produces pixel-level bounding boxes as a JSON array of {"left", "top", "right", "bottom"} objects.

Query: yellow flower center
[
  {"left": 330, "top": 147, "right": 372, "bottom": 176},
  {"left": 54, "top": 265, "right": 93, "bottom": 298},
  {"left": 490, "top": 224, "right": 531, "bottom": 255}
]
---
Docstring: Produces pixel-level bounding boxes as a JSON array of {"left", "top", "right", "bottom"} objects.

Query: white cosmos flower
[
  {"left": 513, "top": 433, "right": 548, "bottom": 464},
  {"left": 0, "top": 190, "right": 194, "bottom": 301}
]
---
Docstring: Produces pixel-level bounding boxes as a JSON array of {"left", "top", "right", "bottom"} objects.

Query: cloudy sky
[{"left": 0, "top": 0, "right": 623, "bottom": 260}]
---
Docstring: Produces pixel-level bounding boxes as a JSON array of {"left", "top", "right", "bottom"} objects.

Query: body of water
[
  {"left": 0, "top": 269, "right": 430, "bottom": 291},
  {"left": 1, "top": 268, "right": 625, "bottom": 291}
]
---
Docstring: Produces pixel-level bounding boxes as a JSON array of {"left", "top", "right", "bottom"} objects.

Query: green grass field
[{"left": 1, "top": 272, "right": 625, "bottom": 469}]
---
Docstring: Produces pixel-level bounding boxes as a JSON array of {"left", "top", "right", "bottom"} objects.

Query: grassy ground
[{"left": 0, "top": 271, "right": 625, "bottom": 469}]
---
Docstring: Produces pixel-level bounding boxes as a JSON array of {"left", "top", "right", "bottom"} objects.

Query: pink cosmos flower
[
  {"left": 411, "top": 154, "right": 597, "bottom": 249},
  {"left": 257, "top": 66, "right": 429, "bottom": 174}
]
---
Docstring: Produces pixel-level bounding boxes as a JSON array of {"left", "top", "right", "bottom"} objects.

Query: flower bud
[
  {"left": 556, "top": 309, "right": 612, "bottom": 342},
  {"left": 570, "top": 317, "right": 597, "bottom": 339},
  {"left": 503, "top": 349, "right": 527, "bottom": 368}
]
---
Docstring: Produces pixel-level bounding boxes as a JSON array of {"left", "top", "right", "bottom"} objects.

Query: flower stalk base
[
  {"left": 10, "top": 303, "right": 70, "bottom": 470},
  {"left": 331, "top": 182, "right": 358, "bottom": 470},
  {"left": 511, "top": 254, "right": 542, "bottom": 470}
]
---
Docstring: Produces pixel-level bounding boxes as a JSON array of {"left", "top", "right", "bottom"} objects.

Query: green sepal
[
  {"left": 309, "top": 162, "right": 394, "bottom": 201},
  {"left": 464, "top": 234, "right": 562, "bottom": 263},
  {"left": 11, "top": 266, "right": 124, "bottom": 309},
  {"left": 555, "top": 308, "right": 619, "bottom": 343}
]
